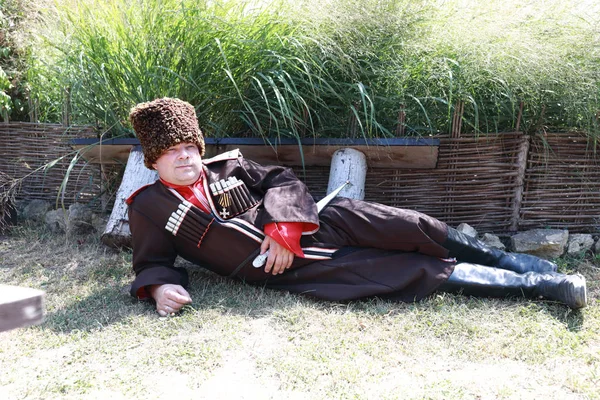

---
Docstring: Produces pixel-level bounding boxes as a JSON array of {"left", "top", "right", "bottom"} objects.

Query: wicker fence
[
  {"left": 520, "top": 133, "right": 600, "bottom": 232},
  {"left": 0, "top": 123, "right": 113, "bottom": 212},
  {"left": 300, "top": 132, "right": 600, "bottom": 234},
  {"left": 1, "top": 123, "right": 599, "bottom": 233}
]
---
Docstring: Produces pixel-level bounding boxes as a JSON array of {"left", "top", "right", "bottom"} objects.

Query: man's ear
[{"left": 151, "top": 163, "right": 157, "bottom": 170}]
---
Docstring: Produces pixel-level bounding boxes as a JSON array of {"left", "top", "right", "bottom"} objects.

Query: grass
[
  {"left": 21, "top": 0, "right": 600, "bottom": 140},
  {"left": 1, "top": 224, "right": 599, "bottom": 399}
]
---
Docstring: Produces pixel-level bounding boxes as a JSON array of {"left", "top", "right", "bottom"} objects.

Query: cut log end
[{"left": 327, "top": 148, "right": 367, "bottom": 200}]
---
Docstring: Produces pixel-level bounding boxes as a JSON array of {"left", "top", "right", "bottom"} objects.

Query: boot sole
[{"left": 564, "top": 274, "right": 587, "bottom": 309}]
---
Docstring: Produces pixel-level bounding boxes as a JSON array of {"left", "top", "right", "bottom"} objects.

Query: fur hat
[{"left": 129, "top": 97, "right": 205, "bottom": 168}]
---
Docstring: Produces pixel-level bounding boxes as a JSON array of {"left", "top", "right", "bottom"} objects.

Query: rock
[
  {"left": 23, "top": 199, "right": 51, "bottom": 222},
  {"left": 67, "top": 203, "right": 95, "bottom": 235},
  {"left": 594, "top": 239, "right": 600, "bottom": 254},
  {"left": 14, "top": 199, "right": 29, "bottom": 220},
  {"left": 457, "top": 223, "right": 478, "bottom": 238},
  {"left": 510, "top": 229, "right": 568, "bottom": 259},
  {"left": 567, "top": 234, "right": 595, "bottom": 255},
  {"left": 92, "top": 213, "right": 108, "bottom": 234},
  {"left": 45, "top": 209, "right": 66, "bottom": 233},
  {"left": 480, "top": 233, "right": 506, "bottom": 251}
]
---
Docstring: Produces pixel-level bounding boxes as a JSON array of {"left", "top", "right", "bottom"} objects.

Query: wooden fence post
[
  {"left": 510, "top": 135, "right": 530, "bottom": 231},
  {"left": 444, "top": 101, "right": 464, "bottom": 220},
  {"left": 101, "top": 146, "right": 158, "bottom": 247},
  {"left": 327, "top": 148, "right": 367, "bottom": 200}
]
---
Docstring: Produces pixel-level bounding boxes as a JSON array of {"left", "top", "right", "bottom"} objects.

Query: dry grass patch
[{"left": 1, "top": 225, "right": 599, "bottom": 399}]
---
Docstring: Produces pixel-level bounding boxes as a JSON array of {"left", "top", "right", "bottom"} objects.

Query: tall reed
[{"left": 26, "top": 0, "right": 600, "bottom": 139}]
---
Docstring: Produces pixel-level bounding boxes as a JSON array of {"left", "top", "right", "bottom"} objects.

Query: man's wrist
[{"left": 146, "top": 284, "right": 161, "bottom": 299}]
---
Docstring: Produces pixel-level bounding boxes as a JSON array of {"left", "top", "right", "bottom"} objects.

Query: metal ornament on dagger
[{"left": 252, "top": 181, "right": 351, "bottom": 268}]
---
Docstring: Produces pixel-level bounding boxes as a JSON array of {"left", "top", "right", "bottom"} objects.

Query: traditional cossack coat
[{"left": 128, "top": 150, "right": 456, "bottom": 302}]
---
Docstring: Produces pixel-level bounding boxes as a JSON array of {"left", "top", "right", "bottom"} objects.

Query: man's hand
[
  {"left": 148, "top": 284, "right": 192, "bottom": 317},
  {"left": 261, "top": 235, "right": 294, "bottom": 275}
]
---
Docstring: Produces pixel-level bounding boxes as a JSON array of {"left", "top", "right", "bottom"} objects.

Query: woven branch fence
[
  {"left": 1, "top": 123, "right": 599, "bottom": 233},
  {"left": 0, "top": 123, "right": 120, "bottom": 213},
  {"left": 294, "top": 132, "right": 600, "bottom": 234}
]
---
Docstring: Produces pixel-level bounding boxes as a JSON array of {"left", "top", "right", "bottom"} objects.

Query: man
[{"left": 127, "top": 98, "right": 587, "bottom": 316}]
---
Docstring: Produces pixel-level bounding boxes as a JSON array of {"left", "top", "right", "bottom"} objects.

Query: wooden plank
[
  {"left": 72, "top": 144, "right": 134, "bottom": 164},
  {"left": 0, "top": 285, "right": 45, "bottom": 332},
  {"left": 212, "top": 144, "right": 438, "bottom": 169},
  {"left": 71, "top": 137, "right": 440, "bottom": 169}
]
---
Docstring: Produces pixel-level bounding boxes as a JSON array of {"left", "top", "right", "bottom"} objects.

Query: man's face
[{"left": 152, "top": 142, "right": 203, "bottom": 185}]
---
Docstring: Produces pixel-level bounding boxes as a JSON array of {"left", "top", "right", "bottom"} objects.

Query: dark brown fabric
[{"left": 128, "top": 154, "right": 455, "bottom": 302}]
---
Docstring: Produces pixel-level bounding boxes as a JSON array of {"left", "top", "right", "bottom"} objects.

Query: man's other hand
[
  {"left": 148, "top": 284, "right": 192, "bottom": 316},
  {"left": 261, "top": 235, "right": 294, "bottom": 275}
]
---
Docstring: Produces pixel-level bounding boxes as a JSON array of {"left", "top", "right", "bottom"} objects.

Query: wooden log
[
  {"left": 101, "top": 146, "right": 158, "bottom": 248},
  {"left": 327, "top": 148, "right": 367, "bottom": 200},
  {"left": 0, "top": 285, "right": 44, "bottom": 332}
]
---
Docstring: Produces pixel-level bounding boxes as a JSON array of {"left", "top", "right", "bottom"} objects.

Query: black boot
[
  {"left": 438, "top": 263, "right": 587, "bottom": 309},
  {"left": 443, "top": 227, "right": 557, "bottom": 273}
]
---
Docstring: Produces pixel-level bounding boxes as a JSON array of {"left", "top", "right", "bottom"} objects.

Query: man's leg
[
  {"left": 442, "top": 227, "right": 557, "bottom": 273},
  {"left": 437, "top": 262, "right": 587, "bottom": 309},
  {"left": 318, "top": 198, "right": 557, "bottom": 274}
]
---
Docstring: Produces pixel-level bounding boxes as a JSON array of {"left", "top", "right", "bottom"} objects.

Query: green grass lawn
[{"left": 1, "top": 225, "right": 599, "bottom": 399}]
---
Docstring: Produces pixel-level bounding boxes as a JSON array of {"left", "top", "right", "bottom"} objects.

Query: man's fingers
[
  {"left": 174, "top": 286, "right": 192, "bottom": 299},
  {"left": 267, "top": 252, "right": 281, "bottom": 274},
  {"left": 260, "top": 237, "right": 270, "bottom": 254},
  {"left": 265, "top": 251, "right": 293, "bottom": 274},
  {"left": 157, "top": 309, "right": 168, "bottom": 317},
  {"left": 271, "top": 254, "right": 288, "bottom": 275},
  {"left": 164, "top": 289, "right": 192, "bottom": 304},
  {"left": 162, "top": 298, "right": 186, "bottom": 310},
  {"left": 276, "top": 253, "right": 292, "bottom": 274},
  {"left": 264, "top": 256, "right": 274, "bottom": 274}
]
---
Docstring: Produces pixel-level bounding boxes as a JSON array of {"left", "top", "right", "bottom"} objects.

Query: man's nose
[{"left": 177, "top": 148, "right": 190, "bottom": 159}]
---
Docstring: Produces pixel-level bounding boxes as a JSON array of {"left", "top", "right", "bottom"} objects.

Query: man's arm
[
  {"left": 237, "top": 158, "right": 319, "bottom": 274},
  {"left": 239, "top": 158, "right": 320, "bottom": 232},
  {"left": 129, "top": 206, "right": 191, "bottom": 314}
]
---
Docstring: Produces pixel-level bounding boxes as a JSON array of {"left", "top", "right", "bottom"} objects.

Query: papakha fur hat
[{"left": 129, "top": 97, "right": 205, "bottom": 169}]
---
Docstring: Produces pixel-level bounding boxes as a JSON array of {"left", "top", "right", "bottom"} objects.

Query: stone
[
  {"left": 567, "top": 234, "right": 595, "bottom": 255},
  {"left": 67, "top": 203, "right": 95, "bottom": 235},
  {"left": 594, "top": 238, "right": 600, "bottom": 254},
  {"left": 480, "top": 233, "right": 506, "bottom": 251},
  {"left": 14, "top": 199, "right": 28, "bottom": 220},
  {"left": 92, "top": 213, "right": 108, "bottom": 234},
  {"left": 45, "top": 209, "right": 66, "bottom": 233},
  {"left": 457, "top": 223, "right": 478, "bottom": 238},
  {"left": 510, "top": 229, "right": 568, "bottom": 259},
  {"left": 23, "top": 199, "right": 51, "bottom": 222}
]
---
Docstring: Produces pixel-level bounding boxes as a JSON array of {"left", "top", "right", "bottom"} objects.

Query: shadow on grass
[
  {"left": 39, "top": 261, "right": 595, "bottom": 334},
  {"left": 41, "top": 285, "right": 146, "bottom": 333},
  {"left": 182, "top": 267, "right": 591, "bottom": 332}
]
